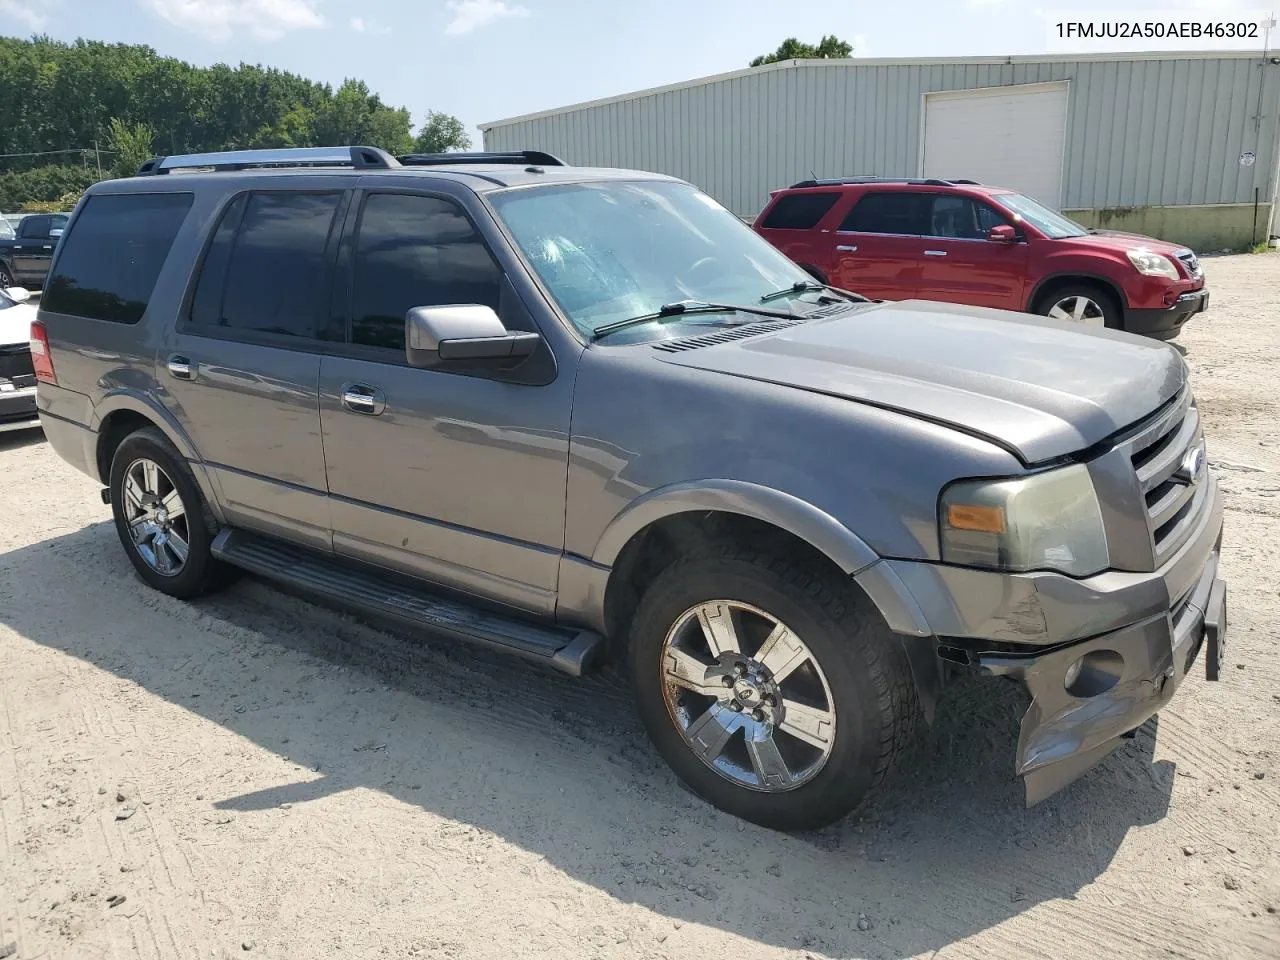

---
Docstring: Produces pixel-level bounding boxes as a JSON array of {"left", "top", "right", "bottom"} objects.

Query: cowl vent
[{"left": 651, "top": 319, "right": 803, "bottom": 353}]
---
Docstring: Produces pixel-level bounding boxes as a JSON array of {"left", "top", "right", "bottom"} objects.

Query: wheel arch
[
  {"left": 1026, "top": 273, "right": 1126, "bottom": 314},
  {"left": 591, "top": 481, "right": 936, "bottom": 700},
  {"left": 91, "top": 393, "right": 224, "bottom": 522}
]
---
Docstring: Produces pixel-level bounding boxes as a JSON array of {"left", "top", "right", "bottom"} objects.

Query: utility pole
[{"left": 93, "top": 140, "right": 102, "bottom": 178}]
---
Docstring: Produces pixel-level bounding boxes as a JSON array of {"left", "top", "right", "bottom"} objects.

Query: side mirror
[
  {"left": 987, "top": 224, "right": 1017, "bottom": 243},
  {"left": 5, "top": 286, "right": 31, "bottom": 303},
  {"left": 405, "top": 304, "right": 542, "bottom": 369}
]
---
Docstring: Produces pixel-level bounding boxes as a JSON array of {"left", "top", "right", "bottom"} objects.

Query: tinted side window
[
  {"left": 839, "top": 193, "right": 930, "bottom": 235},
  {"left": 973, "top": 202, "right": 1010, "bottom": 234},
  {"left": 351, "top": 193, "right": 502, "bottom": 351},
  {"left": 760, "top": 192, "right": 840, "bottom": 230},
  {"left": 21, "top": 216, "right": 50, "bottom": 239},
  {"left": 42, "top": 193, "right": 194, "bottom": 324},
  {"left": 197, "top": 192, "right": 341, "bottom": 339}
]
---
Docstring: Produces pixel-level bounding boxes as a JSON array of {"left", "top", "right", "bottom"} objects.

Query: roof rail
[
  {"left": 787, "top": 176, "right": 982, "bottom": 188},
  {"left": 135, "top": 146, "right": 401, "bottom": 176},
  {"left": 397, "top": 150, "right": 567, "bottom": 168}
]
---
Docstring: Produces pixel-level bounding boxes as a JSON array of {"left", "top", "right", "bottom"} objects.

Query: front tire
[
  {"left": 109, "top": 427, "right": 228, "bottom": 599},
  {"left": 628, "top": 545, "right": 919, "bottom": 831},
  {"left": 1036, "top": 283, "right": 1121, "bottom": 330},
  {"left": 0, "top": 263, "right": 13, "bottom": 289}
]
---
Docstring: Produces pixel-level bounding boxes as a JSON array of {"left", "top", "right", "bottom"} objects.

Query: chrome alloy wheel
[
  {"left": 1047, "top": 294, "right": 1106, "bottom": 327},
  {"left": 660, "top": 601, "right": 837, "bottom": 793},
  {"left": 122, "top": 458, "right": 190, "bottom": 576}
]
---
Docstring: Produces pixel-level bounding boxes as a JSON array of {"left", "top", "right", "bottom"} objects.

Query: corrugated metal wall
[{"left": 482, "top": 56, "right": 1280, "bottom": 218}]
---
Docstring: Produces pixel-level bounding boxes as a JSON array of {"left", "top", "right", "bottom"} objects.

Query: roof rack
[
  {"left": 397, "top": 150, "right": 567, "bottom": 168},
  {"left": 135, "top": 146, "right": 401, "bottom": 176},
  {"left": 788, "top": 176, "right": 981, "bottom": 188}
]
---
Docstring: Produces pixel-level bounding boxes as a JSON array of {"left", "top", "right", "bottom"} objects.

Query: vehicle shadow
[
  {"left": 0, "top": 425, "right": 45, "bottom": 452},
  {"left": 0, "top": 522, "right": 1176, "bottom": 958}
]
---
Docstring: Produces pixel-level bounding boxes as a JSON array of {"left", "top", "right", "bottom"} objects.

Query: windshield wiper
[
  {"left": 759, "top": 280, "right": 870, "bottom": 305},
  {"left": 590, "top": 299, "right": 798, "bottom": 341}
]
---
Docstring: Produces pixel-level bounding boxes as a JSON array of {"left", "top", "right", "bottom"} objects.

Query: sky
[{"left": 0, "top": 0, "right": 1274, "bottom": 145}]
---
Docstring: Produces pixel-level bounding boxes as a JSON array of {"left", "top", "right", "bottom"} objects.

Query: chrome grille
[
  {"left": 1174, "top": 249, "right": 1202, "bottom": 280},
  {"left": 1127, "top": 385, "right": 1208, "bottom": 564}
]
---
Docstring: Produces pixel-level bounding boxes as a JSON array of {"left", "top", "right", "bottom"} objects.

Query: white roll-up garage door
[{"left": 921, "top": 81, "right": 1069, "bottom": 206}]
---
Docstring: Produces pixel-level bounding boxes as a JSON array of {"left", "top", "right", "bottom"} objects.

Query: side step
[{"left": 210, "top": 529, "right": 603, "bottom": 677}]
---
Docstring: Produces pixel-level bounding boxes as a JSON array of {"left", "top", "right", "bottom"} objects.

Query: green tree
[
  {"left": 0, "top": 36, "right": 421, "bottom": 206},
  {"left": 312, "top": 79, "right": 413, "bottom": 154},
  {"left": 106, "top": 117, "right": 154, "bottom": 178},
  {"left": 749, "top": 35, "right": 853, "bottom": 67},
  {"left": 412, "top": 111, "right": 472, "bottom": 154}
]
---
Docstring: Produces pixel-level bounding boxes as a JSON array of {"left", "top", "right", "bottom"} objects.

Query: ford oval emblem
[{"left": 1172, "top": 442, "right": 1206, "bottom": 486}]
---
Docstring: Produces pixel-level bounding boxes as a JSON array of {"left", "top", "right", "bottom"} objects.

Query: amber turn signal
[{"left": 946, "top": 504, "right": 1006, "bottom": 534}]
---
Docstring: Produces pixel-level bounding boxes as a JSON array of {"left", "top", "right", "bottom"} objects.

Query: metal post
[{"left": 93, "top": 140, "right": 102, "bottom": 178}]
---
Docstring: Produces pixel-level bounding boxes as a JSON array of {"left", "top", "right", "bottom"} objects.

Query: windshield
[
  {"left": 993, "top": 193, "right": 1089, "bottom": 239},
  {"left": 488, "top": 180, "right": 814, "bottom": 338}
]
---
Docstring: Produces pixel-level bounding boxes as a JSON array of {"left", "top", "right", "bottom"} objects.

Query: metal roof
[{"left": 480, "top": 49, "right": 1268, "bottom": 130}]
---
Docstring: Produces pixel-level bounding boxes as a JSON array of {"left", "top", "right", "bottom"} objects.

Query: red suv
[{"left": 754, "top": 178, "right": 1208, "bottom": 340}]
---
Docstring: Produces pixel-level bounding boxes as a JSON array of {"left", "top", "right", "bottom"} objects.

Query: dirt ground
[{"left": 2, "top": 255, "right": 1279, "bottom": 960}]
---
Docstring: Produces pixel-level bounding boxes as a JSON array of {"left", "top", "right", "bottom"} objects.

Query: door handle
[
  {"left": 835, "top": 244, "right": 858, "bottom": 252},
  {"left": 923, "top": 249, "right": 948, "bottom": 257},
  {"left": 42, "top": 245, "right": 52, "bottom": 251},
  {"left": 11, "top": 246, "right": 21, "bottom": 251},
  {"left": 167, "top": 355, "right": 195, "bottom": 380},
  {"left": 341, "top": 383, "right": 386, "bottom": 416}
]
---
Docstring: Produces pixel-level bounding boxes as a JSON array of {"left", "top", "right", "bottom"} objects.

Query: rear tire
[
  {"left": 109, "top": 427, "right": 230, "bottom": 599},
  {"left": 1035, "top": 282, "right": 1122, "bottom": 330},
  {"left": 628, "top": 544, "right": 919, "bottom": 832}
]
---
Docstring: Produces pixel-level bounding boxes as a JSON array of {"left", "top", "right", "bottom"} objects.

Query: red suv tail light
[{"left": 30, "top": 319, "right": 56, "bottom": 385}]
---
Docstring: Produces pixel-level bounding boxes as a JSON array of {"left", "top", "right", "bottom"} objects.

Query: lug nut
[
  {"left": 728, "top": 701, "right": 743, "bottom": 712},
  {"left": 721, "top": 675, "right": 734, "bottom": 688},
  {"left": 751, "top": 709, "right": 765, "bottom": 722},
  {"left": 733, "top": 663, "right": 747, "bottom": 678}
]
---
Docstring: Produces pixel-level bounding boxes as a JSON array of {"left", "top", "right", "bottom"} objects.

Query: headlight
[
  {"left": 1126, "top": 248, "right": 1180, "bottom": 280},
  {"left": 940, "top": 464, "right": 1110, "bottom": 577}
]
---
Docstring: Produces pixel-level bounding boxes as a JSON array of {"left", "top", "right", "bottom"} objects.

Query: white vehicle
[{"left": 0, "top": 286, "right": 40, "bottom": 433}]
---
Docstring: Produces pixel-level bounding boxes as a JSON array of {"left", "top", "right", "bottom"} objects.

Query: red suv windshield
[{"left": 992, "top": 193, "right": 1089, "bottom": 239}]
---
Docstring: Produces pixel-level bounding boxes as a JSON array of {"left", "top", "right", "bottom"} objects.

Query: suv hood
[
  {"left": 1067, "top": 230, "right": 1191, "bottom": 257},
  {"left": 657, "top": 300, "right": 1185, "bottom": 464}
]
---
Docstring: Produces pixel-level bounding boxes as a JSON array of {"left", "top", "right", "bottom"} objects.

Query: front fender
[
  {"left": 589, "top": 478, "right": 881, "bottom": 575},
  {"left": 587, "top": 478, "right": 941, "bottom": 718}
]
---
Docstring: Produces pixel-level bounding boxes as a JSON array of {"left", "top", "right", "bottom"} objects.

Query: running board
[{"left": 210, "top": 529, "right": 603, "bottom": 676}]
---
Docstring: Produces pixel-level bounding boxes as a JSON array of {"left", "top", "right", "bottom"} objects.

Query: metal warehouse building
[{"left": 482, "top": 52, "right": 1280, "bottom": 250}]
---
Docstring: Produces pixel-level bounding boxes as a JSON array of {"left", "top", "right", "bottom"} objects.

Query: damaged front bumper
[
  {"left": 877, "top": 471, "right": 1227, "bottom": 805},
  {"left": 979, "top": 532, "right": 1225, "bottom": 805}
]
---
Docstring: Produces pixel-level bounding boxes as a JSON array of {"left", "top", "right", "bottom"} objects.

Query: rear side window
[
  {"left": 189, "top": 191, "right": 341, "bottom": 340},
  {"left": 42, "top": 193, "right": 193, "bottom": 324},
  {"left": 350, "top": 193, "right": 502, "bottom": 351},
  {"left": 840, "top": 192, "right": 931, "bottom": 235},
  {"left": 759, "top": 192, "right": 840, "bottom": 230}
]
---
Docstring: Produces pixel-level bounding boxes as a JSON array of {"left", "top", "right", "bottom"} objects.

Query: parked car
[
  {"left": 34, "top": 147, "right": 1226, "bottom": 831},
  {"left": 0, "top": 212, "right": 69, "bottom": 290},
  {"left": 0, "top": 285, "right": 39, "bottom": 433},
  {"left": 754, "top": 178, "right": 1209, "bottom": 340}
]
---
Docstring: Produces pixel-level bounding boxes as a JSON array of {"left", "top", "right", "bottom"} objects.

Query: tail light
[{"left": 30, "top": 319, "right": 56, "bottom": 385}]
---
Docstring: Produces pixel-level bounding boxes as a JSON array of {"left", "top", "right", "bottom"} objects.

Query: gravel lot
[{"left": 2, "top": 255, "right": 1278, "bottom": 960}]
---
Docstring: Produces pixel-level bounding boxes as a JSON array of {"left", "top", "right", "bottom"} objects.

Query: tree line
[{"left": 0, "top": 36, "right": 471, "bottom": 211}]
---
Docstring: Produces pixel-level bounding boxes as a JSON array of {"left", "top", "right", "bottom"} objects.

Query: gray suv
[{"left": 33, "top": 146, "right": 1227, "bottom": 831}]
